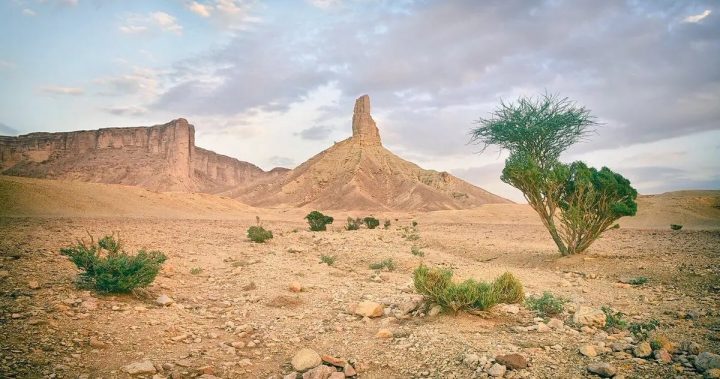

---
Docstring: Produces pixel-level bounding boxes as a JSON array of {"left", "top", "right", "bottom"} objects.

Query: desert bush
[
  {"left": 60, "top": 235, "right": 166, "bottom": 293},
  {"left": 629, "top": 319, "right": 660, "bottom": 341},
  {"left": 602, "top": 306, "right": 628, "bottom": 330},
  {"left": 628, "top": 276, "right": 648, "bottom": 285},
  {"left": 413, "top": 265, "right": 524, "bottom": 314},
  {"left": 305, "top": 211, "right": 334, "bottom": 231},
  {"left": 525, "top": 292, "right": 567, "bottom": 317},
  {"left": 471, "top": 93, "right": 637, "bottom": 255},
  {"left": 492, "top": 272, "right": 525, "bottom": 304},
  {"left": 411, "top": 245, "right": 425, "bottom": 257},
  {"left": 412, "top": 220, "right": 418, "bottom": 227},
  {"left": 369, "top": 258, "right": 396, "bottom": 271},
  {"left": 649, "top": 333, "right": 674, "bottom": 352},
  {"left": 670, "top": 224, "right": 683, "bottom": 231},
  {"left": 384, "top": 220, "right": 391, "bottom": 229},
  {"left": 363, "top": 217, "right": 380, "bottom": 229},
  {"left": 319, "top": 254, "right": 336, "bottom": 265},
  {"left": 190, "top": 267, "right": 203, "bottom": 275},
  {"left": 345, "top": 217, "right": 361, "bottom": 231},
  {"left": 247, "top": 226, "right": 273, "bottom": 243}
]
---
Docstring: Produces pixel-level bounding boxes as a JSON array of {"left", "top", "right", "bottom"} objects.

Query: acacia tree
[{"left": 471, "top": 93, "right": 637, "bottom": 255}]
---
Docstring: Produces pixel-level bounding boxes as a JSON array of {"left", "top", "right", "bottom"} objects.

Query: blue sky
[{"left": 1, "top": 0, "right": 718, "bottom": 202}]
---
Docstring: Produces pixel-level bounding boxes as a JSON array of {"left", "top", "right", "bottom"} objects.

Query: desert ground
[{"left": 1, "top": 175, "right": 719, "bottom": 379}]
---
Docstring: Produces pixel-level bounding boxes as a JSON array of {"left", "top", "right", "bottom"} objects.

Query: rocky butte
[{"left": 233, "top": 95, "right": 511, "bottom": 211}]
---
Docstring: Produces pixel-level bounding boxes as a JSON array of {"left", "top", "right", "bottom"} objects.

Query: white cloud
[
  {"left": 95, "top": 67, "right": 161, "bottom": 98},
  {"left": 683, "top": 9, "right": 711, "bottom": 23},
  {"left": 40, "top": 86, "right": 84, "bottom": 96},
  {"left": 308, "top": 0, "right": 341, "bottom": 9},
  {"left": 0, "top": 60, "right": 16, "bottom": 69},
  {"left": 189, "top": 1, "right": 211, "bottom": 17},
  {"left": 119, "top": 12, "right": 183, "bottom": 35},
  {"left": 102, "top": 105, "right": 149, "bottom": 116},
  {"left": 22, "top": 8, "right": 36, "bottom": 16}
]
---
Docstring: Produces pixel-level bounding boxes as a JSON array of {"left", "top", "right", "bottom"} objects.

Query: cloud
[
  {"left": 95, "top": 67, "right": 160, "bottom": 98},
  {"left": 0, "top": 122, "right": 19, "bottom": 136},
  {"left": 102, "top": 105, "right": 148, "bottom": 116},
  {"left": 308, "top": 0, "right": 341, "bottom": 9},
  {"left": 186, "top": 0, "right": 260, "bottom": 29},
  {"left": 296, "top": 125, "right": 333, "bottom": 140},
  {"left": 40, "top": 85, "right": 84, "bottom": 96},
  {"left": 120, "top": 12, "right": 183, "bottom": 35},
  {"left": 267, "top": 155, "right": 294, "bottom": 167},
  {"left": 189, "top": 1, "right": 211, "bottom": 17},
  {"left": 684, "top": 9, "right": 711, "bottom": 23},
  {"left": 22, "top": 8, "right": 36, "bottom": 16},
  {"left": 0, "top": 60, "right": 15, "bottom": 70}
]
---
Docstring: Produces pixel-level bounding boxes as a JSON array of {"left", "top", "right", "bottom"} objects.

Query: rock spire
[{"left": 351, "top": 95, "right": 381, "bottom": 146}]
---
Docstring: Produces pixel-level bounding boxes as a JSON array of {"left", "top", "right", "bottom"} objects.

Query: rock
[
  {"left": 610, "top": 342, "right": 630, "bottom": 352},
  {"left": 328, "top": 373, "right": 345, "bottom": 379},
  {"left": 495, "top": 354, "right": 528, "bottom": 370},
  {"left": 289, "top": 281, "right": 303, "bottom": 292},
  {"left": 696, "top": 352, "right": 720, "bottom": 372},
  {"left": 587, "top": 362, "right": 616, "bottom": 377},
  {"left": 122, "top": 360, "right": 157, "bottom": 375},
  {"left": 463, "top": 353, "right": 480, "bottom": 367},
  {"left": 497, "top": 304, "right": 520, "bottom": 314},
  {"left": 353, "top": 301, "right": 383, "bottom": 318},
  {"left": 89, "top": 337, "right": 107, "bottom": 349},
  {"left": 681, "top": 341, "right": 701, "bottom": 355},
  {"left": 706, "top": 368, "right": 720, "bottom": 379},
  {"left": 573, "top": 306, "right": 607, "bottom": 327},
  {"left": 536, "top": 323, "right": 550, "bottom": 333},
  {"left": 580, "top": 345, "right": 598, "bottom": 357},
  {"left": 291, "top": 348, "right": 322, "bottom": 372},
  {"left": 428, "top": 305, "right": 442, "bottom": 317},
  {"left": 487, "top": 363, "right": 507, "bottom": 377},
  {"left": 321, "top": 355, "right": 347, "bottom": 367},
  {"left": 302, "top": 365, "right": 335, "bottom": 379},
  {"left": 197, "top": 375, "right": 221, "bottom": 379},
  {"left": 284, "top": 373, "right": 298, "bottom": 379},
  {"left": 547, "top": 318, "right": 564, "bottom": 329},
  {"left": 376, "top": 328, "right": 393, "bottom": 338},
  {"left": 28, "top": 280, "right": 40, "bottom": 290},
  {"left": 343, "top": 363, "right": 356, "bottom": 377},
  {"left": 633, "top": 342, "right": 652, "bottom": 358},
  {"left": 654, "top": 349, "right": 672, "bottom": 363},
  {"left": 156, "top": 294, "right": 174, "bottom": 306}
]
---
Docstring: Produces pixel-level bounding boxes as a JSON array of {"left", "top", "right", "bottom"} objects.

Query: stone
[
  {"left": 328, "top": 373, "right": 345, "bottom": 379},
  {"left": 681, "top": 341, "right": 701, "bottom": 355},
  {"left": 284, "top": 373, "right": 298, "bottom": 379},
  {"left": 321, "top": 355, "right": 347, "bottom": 367},
  {"left": 633, "top": 342, "right": 652, "bottom": 358},
  {"left": 654, "top": 349, "right": 672, "bottom": 364},
  {"left": 547, "top": 318, "right": 564, "bottom": 329},
  {"left": 536, "top": 323, "right": 550, "bottom": 333},
  {"left": 156, "top": 294, "right": 174, "bottom": 306},
  {"left": 573, "top": 306, "right": 607, "bottom": 327},
  {"left": 428, "top": 305, "right": 442, "bottom": 317},
  {"left": 487, "top": 363, "right": 507, "bottom": 377},
  {"left": 495, "top": 354, "right": 528, "bottom": 370},
  {"left": 291, "top": 348, "right": 322, "bottom": 372},
  {"left": 707, "top": 368, "right": 720, "bottom": 379},
  {"left": 580, "top": 345, "right": 598, "bottom": 357},
  {"left": 463, "top": 353, "right": 481, "bottom": 367},
  {"left": 351, "top": 95, "right": 381, "bottom": 146},
  {"left": 353, "top": 301, "right": 383, "bottom": 318},
  {"left": 302, "top": 365, "right": 335, "bottom": 379},
  {"left": 289, "top": 281, "right": 303, "bottom": 292},
  {"left": 587, "top": 362, "right": 616, "bottom": 378},
  {"left": 375, "top": 328, "right": 393, "bottom": 338},
  {"left": 343, "top": 363, "right": 356, "bottom": 377},
  {"left": 610, "top": 342, "right": 630, "bottom": 352},
  {"left": 122, "top": 360, "right": 157, "bottom": 375},
  {"left": 89, "top": 337, "right": 107, "bottom": 349},
  {"left": 696, "top": 352, "right": 720, "bottom": 372},
  {"left": 28, "top": 280, "right": 40, "bottom": 290},
  {"left": 497, "top": 304, "right": 520, "bottom": 314}
]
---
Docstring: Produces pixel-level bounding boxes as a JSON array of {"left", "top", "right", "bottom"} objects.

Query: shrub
[
  {"left": 363, "top": 217, "right": 380, "bottom": 229},
  {"left": 319, "top": 255, "right": 336, "bottom": 265},
  {"left": 412, "top": 221, "right": 418, "bottom": 227},
  {"left": 345, "top": 217, "right": 361, "bottom": 231},
  {"left": 305, "top": 211, "right": 334, "bottom": 231},
  {"left": 670, "top": 224, "right": 683, "bottom": 231},
  {"left": 525, "top": 292, "right": 567, "bottom": 317},
  {"left": 629, "top": 319, "right": 659, "bottom": 341},
  {"left": 492, "top": 272, "right": 525, "bottom": 304},
  {"left": 60, "top": 235, "right": 166, "bottom": 293},
  {"left": 602, "top": 306, "right": 628, "bottom": 330},
  {"left": 247, "top": 226, "right": 273, "bottom": 243},
  {"left": 190, "top": 267, "right": 203, "bottom": 275},
  {"left": 369, "top": 258, "right": 396, "bottom": 271},
  {"left": 384, "top": 220, "right": 391, "bottom": 229},
  {"left": 628, "top": 276, "right": 648, "bottom": 285},
  {"left": 411, "top": 246, "right": 425, "bottom": 257},
  {"left": 413, "top": 265, "right": 524, "bottom": 314}
]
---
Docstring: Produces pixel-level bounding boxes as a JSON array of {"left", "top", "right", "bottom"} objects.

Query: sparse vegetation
[
  {"left": 190, "top": 267, "right": 203, "bottom": 275},
  {"left": 628, "top": 276, "right": 649, "bottom": 285},
  {"left": 305, "top": 211, "right": 334, "bottom": 231},
  {"left": 247, "top": 225, "right": 273, "bottom": 243},
  {"left": 602, "top": 306, "right": 628, "bottom": 330},
  {"left": 525, "top": 291, "right": 567, "bottom": 317},
  {"left": 629, "top": 319, "right": 660, "bottom": 341},
  {"left": 413, "top": 264, "right": 524, "bottom": 314},
  {"left": 670, "top": 224, "right": 683, "bottom": 231},
  {"left": 411, "top": 245, "right": 425, "bottom": 257},
  {"left": 412, "top": 220, "right": 418, "bottom": 227},
  {"left": 345, "top": 217, "right": 361, "bottom": 231},
  {"left": 319, "top": 254, "right": 336, "bottom": 265},
  {"left": 471, "top": 93, "right": 637, "bottom": 255},
  {"left": 383, "top": 220, "right": 391, "bottom": 229},
  {"left": 492, "top": 272, "right": 525, "bottom": 304},
  {"left": 369, "top": 258, "right": 396, "bottom": 271},
  {"left": 363, "top": 216, "right": 380, "bottom": 229},
  {"left": 60, "top": 234, "right": 166, "bottom": 293}
]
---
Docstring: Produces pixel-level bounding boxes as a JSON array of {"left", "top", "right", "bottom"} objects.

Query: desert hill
[
  {"left": 233, "top": 95, "right": 511, "bottom": 211},
  {"left": 0, "top": 119, "right": 286, "bottom": 193}
]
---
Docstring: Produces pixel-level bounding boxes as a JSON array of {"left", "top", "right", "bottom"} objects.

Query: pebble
[
  {"left": 587, "top": 362, "right": 616, "bottom": 378},
  {"left": 579, "top": 345, "right": 597, "bottom": 357},
  {"left": 156, "top": 294, "right": 174, "bottom": 306},
  {"left": 487, "top": 363, "right": 507, "bottom": 377},
  {"left": 122, "top": 360, "right": 157, "bottom": 375},
  {"left": 353, "top": 301, "right": 384, "bottom": 318},
  {"left": 291, "top": 348, "right": 322, "bottom": 372}
]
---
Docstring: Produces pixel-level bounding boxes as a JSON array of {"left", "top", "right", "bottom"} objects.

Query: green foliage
[
  {"left": 363, "top": 217, "right": 380, "bottom": 229},
  {"left": 628, "top": 276, "right": 649, "bottom": 285},
  {"left": 305, "top": 211, "right": 334, "bottom": 231},
  {"left": 190, "top": 267, "right": 203, "bottom": 275},
  {"left": 670, "top": 224, "right": 683, "bottom": 231},
  {"left": 345, "top": 217, "right": 361, "bottom": 231},
  {"left": 60, "top": 235, "right": 166, "bottom": 293},
  {"left": 473, "top": 93, "right": 637, "bottom": 256},
  {"left": 369, "top": 258, "right": 396, "bottom": 271},
  {"left": 413, "top": 265, "right": 524, "bottom": 314},
  {"left": 602, "top": 306, "right": 628, "bottom": 330},
  {"left": 525, "top": 292, "right": 567, "bottom": 317},
  {"left": 412, "top": 220, "right": 418, "bottom": 227},
  {"left": 629, "top": 319, "right": 660, "bottom": 341},
  {"left": 247, "top": 226, "right": 273, "bottom": 243},
  {"left": 411, "top": 245, "right": 425, "bottom": 257},
  {"left": 383, "top": 220, "right": 391, "bottom": 229},
  {"left": 319, "top": 254, "right": 336, "bottom": 265}
]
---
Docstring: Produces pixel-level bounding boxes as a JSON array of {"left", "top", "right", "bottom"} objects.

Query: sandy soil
[{"left": 1, "top": 176, "right": 719, "bottom": 379}]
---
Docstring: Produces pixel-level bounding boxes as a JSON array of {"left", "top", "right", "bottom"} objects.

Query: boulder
[
  {"left": 573, "top": 306, "right": 607, "bottom": 327},
  {"left": 587, "top": 362, "right": 616, "bottom": 378},
  {"left": 353, "top": 301, "right": 384, "bottom": 318},
  {"left": 291, "top": 348, "right": 322, "bottom": 372},
  {"left": 122, "top": 360, "right": 157, "bottom": 375},
  {"left": 495, "top": 353, "right": 528, "bottom": 370}
]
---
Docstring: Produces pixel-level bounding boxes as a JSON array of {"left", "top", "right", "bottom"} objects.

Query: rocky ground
[{"left": 0, "top": 213, "right": 719, "bottom": 379}]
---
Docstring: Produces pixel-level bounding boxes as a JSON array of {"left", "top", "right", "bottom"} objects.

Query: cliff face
[{"left": 0, "top": 119, "right": 282, "bottom": 192}]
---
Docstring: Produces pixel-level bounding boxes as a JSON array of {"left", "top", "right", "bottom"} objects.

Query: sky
[{"left": 0, "top": 0, "right": 718, "bottom": 202}]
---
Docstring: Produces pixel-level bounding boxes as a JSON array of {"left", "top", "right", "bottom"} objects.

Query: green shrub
[
  {"left": 670, "top": 224, "right": 683, "bottom": 231},
  {"left": 345, "top": 217, "right": 361, "bottom": 231},
  {"left": 629, "top": 319, "right": 659, "bottom": 341},
  {"left": 384, "top": 220, "right": 391, "bottom": 229},
  {"left": 525, "top": 292, "right": 567, "bottom": 317},
  {"left": 411, "top": 246, "right": 425, "bottom": 257},
  {"left": 305, "top": 211, "right": 334, "bottom": 231},
  {"left": 412, "top": 221, "right": 418, "bottom": 227},
  {"left": 413, "top": 265, "right": 523, "bottom": 314},
  {"left": 602, "top": 306, "right": 628, "bottom": 330},
  {"left": 363, "top": 217, "right": 380, "bottom": 229},
  {"left": 190, "top": 267, "right": 203, "bottom": 275},
  {"left": 319, "top": 255, "right": 336, "bottom": 265},
  {"left": 628, "top": 276, "right": 648, "bottom": 285},
  {"left": 60, "top": 235, "right": 166, "bottom": 293},
  {"left": 369, "top": 258, "right": 396, "bottom": 271},
  {"left": 247, "top": 226, "right": 273, "bottom": 243}
]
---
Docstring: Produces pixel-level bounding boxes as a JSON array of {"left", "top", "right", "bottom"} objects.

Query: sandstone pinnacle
[{"left": 351, "top": 94, "right": 381, "bottom": 146}]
